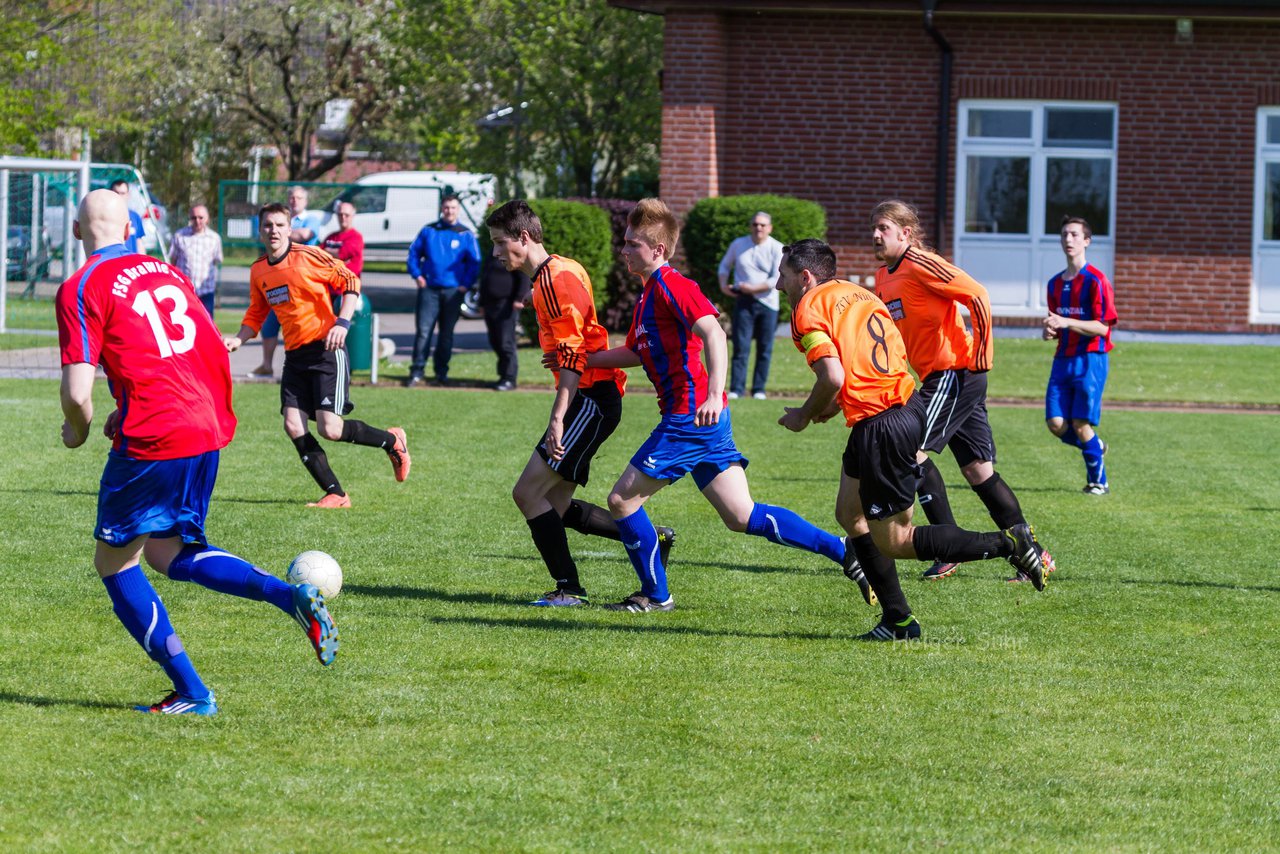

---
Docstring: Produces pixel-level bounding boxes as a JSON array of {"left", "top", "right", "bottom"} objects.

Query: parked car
[
  {"left": 321, "top": 170, "right": 497, "bottom": 253},
  {"left": 5, "top": 225, "right": 52, "bottom": 281}
]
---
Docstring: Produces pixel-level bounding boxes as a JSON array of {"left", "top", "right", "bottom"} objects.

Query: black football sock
[
  {"left": 849, "top": 533, "right": 911, "bottom": 623},
  {"left": 527, "top": 509, "right": 583, "bottom": 593},
  {"left": 339, "top": 420, "right": 395, "bottom": 449},
  {"left": 971, "top": 472, "right": 1025, "bottom": 529},
  {"left": 562, "top": 500, "right": 622, "bottom": 541},
  {"left": 911, "top": 525, "right": 1006, "bottom": 562},
  {"left": 293, "top": 433, "right": 344, "bottom": 495},
  {"left": 917, "top": 457, "right": 957, "bottom": 526}
]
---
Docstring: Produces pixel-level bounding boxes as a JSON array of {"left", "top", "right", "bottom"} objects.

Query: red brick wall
[{"left": 660, "top": 10, "right": 1280, "bottom": 332}]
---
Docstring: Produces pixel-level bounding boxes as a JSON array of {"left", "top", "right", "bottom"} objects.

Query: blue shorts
[
  {"left": 261, "top": 309, "right": 280, "bottom": 340},
  {"left": 95, "top": 450, "right": 219, "bottom": 547},
  {"left": 630, "top": 409, "right": 748, "bottom": 489},
  {"left": 1046, "top": 352, "right": 1109, "bottom": 425}
]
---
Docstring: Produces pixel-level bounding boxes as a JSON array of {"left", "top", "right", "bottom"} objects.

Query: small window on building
[
  {"left": 965, "top": 156, "right": 1030, "bottom": 233},
  {"left": 1044, "top": 108, "right": 1115, "bottom": 148},
  {"left": 967, "top": 109, "right": 1032, "bottom": 139}
]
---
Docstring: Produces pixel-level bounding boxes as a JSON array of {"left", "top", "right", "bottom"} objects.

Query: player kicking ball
[
  {"left": 224, "top": 203, "right": 410, "bottom": 507},
  {"left": 777, "top": 240, "right": 1049, "bottom": 640},
  {"left": 585, "top": 199, "right": 871, "bottom": 612},
  {"left": 56, "top": 190, "right": 338, "bottom": 716},
  {"left": 486, "top": 201, "right": 674, "bottom": 606}
]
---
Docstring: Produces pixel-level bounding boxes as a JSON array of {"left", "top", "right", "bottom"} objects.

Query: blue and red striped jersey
[
  {"left": 1047, "top": 263, "right": 1117, "bottom": 357},
  {"left": 625, "top": 265, "right": 722, "bottom": 417}
]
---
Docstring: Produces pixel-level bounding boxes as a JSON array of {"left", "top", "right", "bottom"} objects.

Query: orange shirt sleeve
[
  {"left": 910, "top": 259, "right": 993, "bottom": 372},
  {"left": 243, "top": 257, "right": 270, "bottom": 333}
]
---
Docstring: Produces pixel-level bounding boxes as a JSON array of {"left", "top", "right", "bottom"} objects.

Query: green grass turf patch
[{"left": 0, "top": 379, "right": 1277, "bottom": 849}]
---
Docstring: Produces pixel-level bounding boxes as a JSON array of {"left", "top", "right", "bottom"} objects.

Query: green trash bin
[{"left": 347, "top": 294, "right": 374, "bottom": 371}]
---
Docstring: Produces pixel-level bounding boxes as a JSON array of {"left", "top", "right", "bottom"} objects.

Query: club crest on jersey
[
  {"left": 266, "top": 285, "right": 291, "bottom": 305},
  {"left": 885, "top": 298, "right": 905, "bottom": 321}
]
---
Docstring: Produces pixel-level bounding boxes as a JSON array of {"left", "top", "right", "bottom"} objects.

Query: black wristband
[{"left": 334, "top": 318, "right": 351, "bottom": 329}]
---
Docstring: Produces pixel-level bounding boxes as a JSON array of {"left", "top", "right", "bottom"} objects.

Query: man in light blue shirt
[{"left": 718, "top": 212, "right": 783, "bottom": 400}]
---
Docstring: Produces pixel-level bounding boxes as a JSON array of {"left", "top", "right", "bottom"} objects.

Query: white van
[{"left": 322, "top": 170, "right": 496, "bottom": 258}]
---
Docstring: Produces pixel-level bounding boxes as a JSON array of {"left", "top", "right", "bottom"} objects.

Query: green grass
[{"left": 0, "top": 378, "right": 1277, "bottom": 850}]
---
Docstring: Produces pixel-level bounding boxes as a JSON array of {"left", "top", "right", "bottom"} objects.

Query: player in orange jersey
[
  {"left": 487, "top": 200, "right": 674, "bottom": 606},
  {"left": 224, "top": 203, "right": 410, "bottom": 508},
  {"left": 777, "top": 239, "right": 1048, "bottom": 638},
  {"left": 871, "top": 200, "right": 1053, "bottom": 584}
]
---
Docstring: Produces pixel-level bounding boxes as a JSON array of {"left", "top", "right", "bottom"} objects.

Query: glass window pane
[
  {"left": 1267, "top": 116, "right": 1280, "bottom": 145},
  {"left": 1044, "top": 158, "right": 1112, "bottom": 236},
  {"left": 967, "top": 109, "right": 1032, "bottom": 139},
  {"left": 1044, "top": 109, "right": 1114, "bottom": 148},
  {"left": 965, "top": 156, "right": 1030, "bottom": 234},
  {"left": 1265, "top": 163, "right": 1280, "bottom": 240}
]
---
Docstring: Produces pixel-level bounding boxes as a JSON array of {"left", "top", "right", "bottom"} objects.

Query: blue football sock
[
  {"left": 102, "top": 565, "right": 209, "bottom": 700},
  {"left": 168, "top": 544, "right": 295, "bottom": 614},
  {"left": 614, "top": 507, "right": 669, "bottom": 601},
  {"left": 746, "top": 503, "right": 845, "bottom": 564},
  {"left": 1058, "top": 430, "right": 1084, "bottom": 450},
  {"left": 1082, "top": 435, "right": 1107, "bottom": 485}
]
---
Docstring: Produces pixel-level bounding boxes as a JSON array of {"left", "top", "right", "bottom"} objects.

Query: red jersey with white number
[{"left": 56, "top": 244, "right": 237, "bottom": 460}]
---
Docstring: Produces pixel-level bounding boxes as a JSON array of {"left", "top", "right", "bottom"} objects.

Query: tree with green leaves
[{"left": 398, "top": 0, "right": 662, "bottom": 198}]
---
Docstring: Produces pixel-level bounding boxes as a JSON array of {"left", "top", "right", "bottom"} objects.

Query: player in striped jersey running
[
  {"left": 487, "top": 201, "right": 674, "bottom": 606},
  {"left": 872, "top": 200, "right": 1053, "bottom": 584},
  {"left": 224, "top": 203, "right": 410, "bottom": 508}
]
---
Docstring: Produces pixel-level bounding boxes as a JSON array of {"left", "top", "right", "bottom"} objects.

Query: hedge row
[{"left": 482, "top": 194, "right": 827, "bottom": 332}]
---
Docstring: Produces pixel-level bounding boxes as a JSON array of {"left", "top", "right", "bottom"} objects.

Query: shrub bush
[{"left": 682, "top": 194, "right": 827, "bottom": 321}]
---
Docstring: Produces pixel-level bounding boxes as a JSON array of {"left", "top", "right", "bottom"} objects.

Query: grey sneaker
[{"left": 602, "top": 592, "right": 675, "bottom": 613}]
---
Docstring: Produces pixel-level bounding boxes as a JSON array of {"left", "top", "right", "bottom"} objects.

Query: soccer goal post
[{"left": 0, "top": 156, "right": 90, "bottom": 335}]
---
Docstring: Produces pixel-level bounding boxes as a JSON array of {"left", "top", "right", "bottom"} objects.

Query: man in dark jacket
[
  {"left": 406, "top": 194, "right": 481, "bottom": 386},
  {"left": 480, "top": 255, "right": 532, "bottom": 390}
]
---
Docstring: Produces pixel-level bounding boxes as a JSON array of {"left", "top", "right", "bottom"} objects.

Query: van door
[{"left": 385, "top": 186, "right": 440, "bottom": 246}]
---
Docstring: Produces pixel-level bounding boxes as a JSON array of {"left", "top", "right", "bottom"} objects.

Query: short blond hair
[{"left": 627, "top": 198, "right": 680, "bottom": 259}]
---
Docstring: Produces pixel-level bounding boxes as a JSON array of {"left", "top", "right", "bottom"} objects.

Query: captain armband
[{"left": 799, "top": 330, "right": 832, "bottom": 355}]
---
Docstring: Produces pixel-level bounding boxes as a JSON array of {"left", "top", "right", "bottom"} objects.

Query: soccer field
[{"left": 0, "top": 378, "right": 1277, "bottom": 850}]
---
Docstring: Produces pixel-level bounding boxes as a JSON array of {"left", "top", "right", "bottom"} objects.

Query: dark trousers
[
  {"left": 198, "top": 292, "right": 216, "bottom": 318},
  {"left": 412, "top": 286, "right": 464, "bottom": 378},
  {"left": 483, "top": 299, "right": 519, "bottom": 384},
  {"left": 730, "top": 297, "right": 778, "bottom": 396}
]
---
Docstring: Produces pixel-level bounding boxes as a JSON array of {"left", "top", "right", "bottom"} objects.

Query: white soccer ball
[{"left": 286, "top": 550, "right": 343, "bottom": 599}]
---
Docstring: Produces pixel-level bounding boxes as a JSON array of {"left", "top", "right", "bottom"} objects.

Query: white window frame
[
  {"left": 1250, "top": 108, "right": 1280, "bottom": 323},
  {"left": 954, "top": 100, "right": 1118, "bottom": 315}
]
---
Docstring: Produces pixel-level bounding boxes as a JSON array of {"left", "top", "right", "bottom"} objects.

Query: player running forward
[
  {"left": 225, "top": 203, "right": 410, "bottom": 508},
  {"left": 1044, "top": 215, "right": 1117, "bottom": 496},
  {"left": 486, "top": 200, "right": 675, "bottom": 606},
  {"left": 585, "top": 199, "right": 872, "bottom": 613},
  {"left": 55, "top": 190, "right": 338, "bottom": 716},
  {"left": 777, "top": 240, "right": 1048, "bottom": 640},
  {"left": 871, "top": 199, "right": 1054, "bottom": 584}
]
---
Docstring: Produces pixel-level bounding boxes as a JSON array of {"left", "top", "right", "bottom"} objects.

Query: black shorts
[
  {"left": 842, "top": 402, "right": 924, "bottom": 521},
  {"left": 281, "top": 341, "right": 354, "bottom": 418},
  {"left": 915, "top": 368, "right": 995, "bottom": 467},
  {"left": 535, "top": 381, "right": 622, "bottom": 487}
]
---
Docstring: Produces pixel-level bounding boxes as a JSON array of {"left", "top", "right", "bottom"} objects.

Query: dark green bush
[{"left": 682, "top": 194, "right": 827, "bottom": 320}]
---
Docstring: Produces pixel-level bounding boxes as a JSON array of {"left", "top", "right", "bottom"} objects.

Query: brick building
[{"left": 612, "top": 0, "right": 1280, "bottom": 332}]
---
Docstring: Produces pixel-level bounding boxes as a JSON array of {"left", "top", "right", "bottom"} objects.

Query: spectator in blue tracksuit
[{"left": 406, "top": 194, "right": 481, "bottom": 386}]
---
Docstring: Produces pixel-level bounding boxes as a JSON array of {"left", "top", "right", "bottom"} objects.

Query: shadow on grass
[
  {"left": 345, "top": 583, "right": 530, "bottom": 606},
  {"left": 427, "top": 613, "right": 873, "bottom": 643},
  {"left": 0, "top": 487, "right": 96, "bottom": 498},
  {"left": 0, "top": 690, "right": 124, "bottom": 712},
  {"left": 1118, "top": 578, "right": 1280, "bottom": 594}
]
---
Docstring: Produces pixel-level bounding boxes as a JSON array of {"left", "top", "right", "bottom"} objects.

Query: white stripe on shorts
[{"left": 922, "top": 369, "right": 958, "bottom": 446}]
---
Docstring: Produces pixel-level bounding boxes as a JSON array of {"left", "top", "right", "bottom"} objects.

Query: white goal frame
[{"left": 0, "top": 156, "right": 91, "bottom": 334}]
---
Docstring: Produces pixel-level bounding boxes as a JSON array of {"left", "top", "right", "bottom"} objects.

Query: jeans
[
  {"left": 729, "top": 297, "right": 778, "bottom": 396},
  {"left": 412, "top": 286, "right": 465, "bottom": 378},
  {"left": 483, "top": 298, "right": 519, "bottom": 384}
]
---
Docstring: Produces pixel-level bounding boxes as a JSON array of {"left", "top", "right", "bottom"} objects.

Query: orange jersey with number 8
[{"left": 790, "top": 279, "right": 915, "bottom": 427}]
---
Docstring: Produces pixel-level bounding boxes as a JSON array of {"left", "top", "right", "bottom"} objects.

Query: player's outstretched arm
[
  {"left": 585, "top": 346, "right": 642, "bottom": 370},
  {"left": 60, "top": 363, "right": 96, "bottom": 448},
  {"left": 693, "top": 315, "right": 727, "bottom": 426},
  {"left": 780, "top": 356, "right": 841, "bottom": 433}
]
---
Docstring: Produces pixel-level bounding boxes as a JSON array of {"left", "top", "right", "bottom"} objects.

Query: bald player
[{"left": 56, "top": 190, "right": 338, "bottom": 716}]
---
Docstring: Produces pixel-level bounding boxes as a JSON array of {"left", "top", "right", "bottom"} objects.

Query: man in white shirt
[
  {"left": 718, "top": 211, "right": 783, "bottom": 400},
  {"left": 168, "top": 205, "right": 224, "bottom": 317}
]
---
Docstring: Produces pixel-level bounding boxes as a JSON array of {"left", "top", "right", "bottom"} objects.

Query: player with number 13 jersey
[{"left": 57, "top": 244, "right": 236, "bottom": 458}]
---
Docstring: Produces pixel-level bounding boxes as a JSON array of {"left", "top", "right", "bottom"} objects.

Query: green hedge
[{"left": 682, "top": 194, "right": 827, "bottom": 319}]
